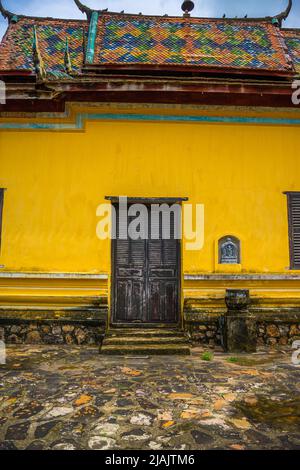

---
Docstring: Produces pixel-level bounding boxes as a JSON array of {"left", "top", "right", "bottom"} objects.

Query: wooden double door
[{"left": 112, "top": 202, "right": 181, "bottom": 324}]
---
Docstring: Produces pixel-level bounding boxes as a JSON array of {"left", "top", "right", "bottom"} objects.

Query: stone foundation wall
[
  {"left": 184, "top": 321, "right": 222, "bottom": 347},
  {"left": 1, "top": 309, "right": 300, "bottom": 349},
  {"left": 0, "top": 309, "right": 107, "bottom": 346},
  {"left": 257, "top": 322, "right": 300, "bottom": 347},
  {"left": 0, "top": 323, "right": 105, "bottom": 345},
  {"left": 184, "top": 311, "right": 300, "bottom": 349}
]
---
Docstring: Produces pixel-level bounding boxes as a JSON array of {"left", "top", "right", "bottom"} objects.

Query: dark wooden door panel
[
  {"left": 113, "top": 203, "right": 180, "bottom": 324},
  {"left": 115, "top": 279, "right": 145, "bottom": 322},
  {"left": 148, "top": 279, "right": 178, "bottom": 323},
  {"left": 149, "top": 268, "right": 177, "bottom": 278},
  {"left": 149, "top": 280, "right": 161, "bottom": 322},
  {"left": 115, "top": 280, "right": 130, "bottom": 322},
  {"left": 164, "top": 281, "right": 178, "bottom": 322},
  {"left": 130, "top": 280, "right": 145, "bottom": 321}
]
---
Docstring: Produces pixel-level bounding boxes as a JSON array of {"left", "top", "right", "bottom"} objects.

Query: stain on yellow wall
[{"left": 0, "top": 117, "right": 299, "bottom": 275}]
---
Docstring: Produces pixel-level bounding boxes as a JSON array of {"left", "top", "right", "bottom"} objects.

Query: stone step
[
  {"left": 107, "top": 329, "right": 184, "bottom": 338},
  {"left": 104, "top": 336, "right": 189, "bottom": 346},
  {"left": 100, "top": 344, "right": 191, "bottom": 356},
  {"left": 110, "top": 323, "right": 179, "bottom": 329},
  {"left": 100, "top": 327, "right": 191, "bottom": 355}
]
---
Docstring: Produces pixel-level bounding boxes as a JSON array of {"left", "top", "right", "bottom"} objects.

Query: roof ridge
[
  {"left": 0, "top": 0, "right": 293, "bottom": 26},
  {"left": 0, "top": 1, "right": 298, "bottom": 80}
]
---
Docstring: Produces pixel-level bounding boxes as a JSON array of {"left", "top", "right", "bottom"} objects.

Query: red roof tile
[
  {"left": 0, "top": 17, "right": 86, "bottom": 78},
  {"left": 0, "top": 13, "right": 299, "bottom": 79},
  {"left": 282, "top": 29, "right": 300, "bottom": 73},
  {"left": 94, "top": 14, "right": 292, "bottom": 74}
]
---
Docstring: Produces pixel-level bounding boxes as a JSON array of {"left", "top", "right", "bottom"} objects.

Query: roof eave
[{"left": 82, "top": 63, "right": 295, "bottom": 80}]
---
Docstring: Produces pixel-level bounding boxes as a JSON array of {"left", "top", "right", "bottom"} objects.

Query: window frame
[
  {"left": 285, "top": 191, "right": 300, "bottom": 270},
  {"left": 0, "top": 189, "right": 4, "bottom": 253}
]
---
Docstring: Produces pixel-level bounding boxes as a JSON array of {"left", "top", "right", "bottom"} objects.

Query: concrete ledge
[
  {"left": 184, "top": 309, "right": 300, "bottom": 323},
  {"left": 0, "top": 308, "right": 107, "bottom": 326},
  {"left": 0, "top": 272, "right": 108, "bottom": 280},
  {"left": 184, "top": 274, "right": 300, "bottom": 281}
]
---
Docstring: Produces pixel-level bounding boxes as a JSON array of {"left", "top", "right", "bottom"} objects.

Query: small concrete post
[{"left": 224, "top": 289, "right": 256, "bottom": 353}]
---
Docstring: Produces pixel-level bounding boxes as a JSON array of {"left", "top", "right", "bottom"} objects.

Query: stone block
[
  {"left": 266, "top": 325, "right": 280, "bottom": 338},
  {"left": 225, "top": 315, "right": 257, "bottom": 353},
  {"left": 26, "top": 331, "right": 42, "bottom": 344},
  {"left": 289, "top": 325, "right": 300, "bottom": 337}
]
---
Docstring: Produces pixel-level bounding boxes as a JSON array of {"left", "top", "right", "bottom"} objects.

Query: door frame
[{"left": 106, "top": 197, "right": 188, "bottom": 327}]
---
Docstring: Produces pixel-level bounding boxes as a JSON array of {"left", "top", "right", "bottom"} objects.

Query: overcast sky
[{"left": 1, "top": 0, "right": 299, "bottom": 39}]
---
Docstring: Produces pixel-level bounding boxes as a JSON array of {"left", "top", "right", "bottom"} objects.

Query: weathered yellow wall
[{"left": 0, "top": 110, "right": 299, "bottom": 278}]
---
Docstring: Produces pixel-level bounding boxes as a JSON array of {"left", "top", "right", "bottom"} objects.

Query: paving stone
[
  {"left": 245, "top": 429, "right": 274, "bottom": 445},
  {"left": 95, "top": 396, "right": 114, "bottom": 407},
  {"left": 26, "top": 440, "right": 45, "bottom": 450},
  {"left": 92, "top": 422, "right": 119, "bottom": 437},
  {"left": 0, "top": 441, "right": 19, "bottom": 450},
  {"left": 121, "top": 429, "right": 151, "bottom": 441},
  {"left": 116, "top": 398, "right": 134, "bottom": 407},
  {"left": 0, "top": 345, "right": 299, "bottom": 450},
  {"left": 72, "top": 405, "right": 102, "bottom": 422},
  {"left": 148, "top": 441, "right": 163, "bottom": 450},
  {"left": 191, "top": 430, "right": 215, "bottom": 445},
  {"left": 5, "top": 422, "right": 30, "bottom": 440},
  {"left": 51, "top": 440, "right": 77, "bottom": 450},
  {"left": 88, "top": 436, "right": 116, "bottom": 450},
  {"left": 45, "top": 406, "right": 73, "bottom": 418},
  {"left": 35, "top": 420, "right": 60, "bottom": 439},
  {"left": 130, "top": 413, "right": 153, "bottom": 426},
  {"left": 13, "top": 402, "right": 44, "bottom": 419}
]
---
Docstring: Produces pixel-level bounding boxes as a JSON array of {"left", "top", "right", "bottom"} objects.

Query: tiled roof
[
  {"left": 0, "top": 13, "right": 299, "bottom": 79},
  {"left": 0, "top": 17, "right": 86, "bottom": 78},
  {"left": 94, "top": 15, "right": 292, "bottom": 73},
  {"left": 282, "top": 29, "right": 300, "bottom": 73}
]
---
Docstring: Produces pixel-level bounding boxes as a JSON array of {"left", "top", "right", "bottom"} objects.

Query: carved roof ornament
[
  {"left": 72, "top": 0, "right": 293, "bottom": 25},
  {"left": 219, "top": 0, "right": 292, "bottom": 25},
  {"left": 33, "top": 26, "right": 47, "bottom": 81},
  {"left": 73, "top": 0, "right": 93, "bottom": 20},
  {"left": 181, "top": 1, "right": 195, "bottom": 17},
  {"left": 0, "top": 0, "right": 294, "bottom": 27},
  {"left": 274, "top": 0, "right": 293, "bottom": 22},
  {"left": 268, "top": 0, "right": 293, "bottom": 27},
  {"left": 0, "top": 0, "right": 21, "bottom": 23},
  {"left": 73, "top": 1, "right": 111, "bottom": 19},
  {"left": 64, "top": 37, "right": 73, "bottom": 75}
]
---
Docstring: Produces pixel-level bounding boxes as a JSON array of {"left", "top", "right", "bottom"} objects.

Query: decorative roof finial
[
  {"left": 73, "top": 0, "right": 93, "bottom": 20},
  {"left": 33, "top": 26, "right": 47, "bottom": 81},
  {"left": 273, "top": 0, "right": 293, "bottom": 27},
  {"left": 64, "top": 37, "right": 73, "bottom": 75},
  {"left": 181, "top": 1, "right": 195, "bottom": 17},
  {"left": 0, "top": 0, "right": 19, "bottom": 23}
]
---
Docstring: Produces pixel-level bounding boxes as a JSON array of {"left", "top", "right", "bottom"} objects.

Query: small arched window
[{"left": 218, "top": 236, "right": 241, "bottom": 264}]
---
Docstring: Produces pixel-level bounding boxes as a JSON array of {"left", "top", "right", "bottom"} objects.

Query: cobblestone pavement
[{"left": 0, "top": 345, "right": 300, "bottom": 450}]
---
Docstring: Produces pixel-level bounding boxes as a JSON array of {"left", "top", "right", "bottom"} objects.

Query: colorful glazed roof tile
[
  {"left": 282, "top": 29, "right": 300, "bottom": 73},
  {"left": 0, "top": 11, "right": 299, "bottom": 79},
  {"left": 0, "top": 17, "right": 86, "bottom": 78},
  {"left": 94, "top": 15, "right": 292, "bottom": 72}
]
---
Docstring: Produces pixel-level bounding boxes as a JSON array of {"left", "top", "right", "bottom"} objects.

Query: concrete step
[{"left": 100, "top": 344, "right": 191, "bottom": 356}]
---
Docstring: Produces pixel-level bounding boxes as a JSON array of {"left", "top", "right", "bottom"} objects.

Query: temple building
[{"left": 0, "top": 0, "right": 300, "bottom": 353}]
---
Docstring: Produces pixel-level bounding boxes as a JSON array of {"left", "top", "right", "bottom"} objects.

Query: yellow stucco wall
[
  {"left": 0, "top": 111, "right": 299, "bottom": 276},
  {"left": 1, "top": 103, "right": 300, "bottom": 308}
]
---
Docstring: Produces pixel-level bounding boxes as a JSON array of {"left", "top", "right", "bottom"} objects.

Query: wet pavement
[{"left": 0, "top": 345, "right": 300, "bottom": 450}]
